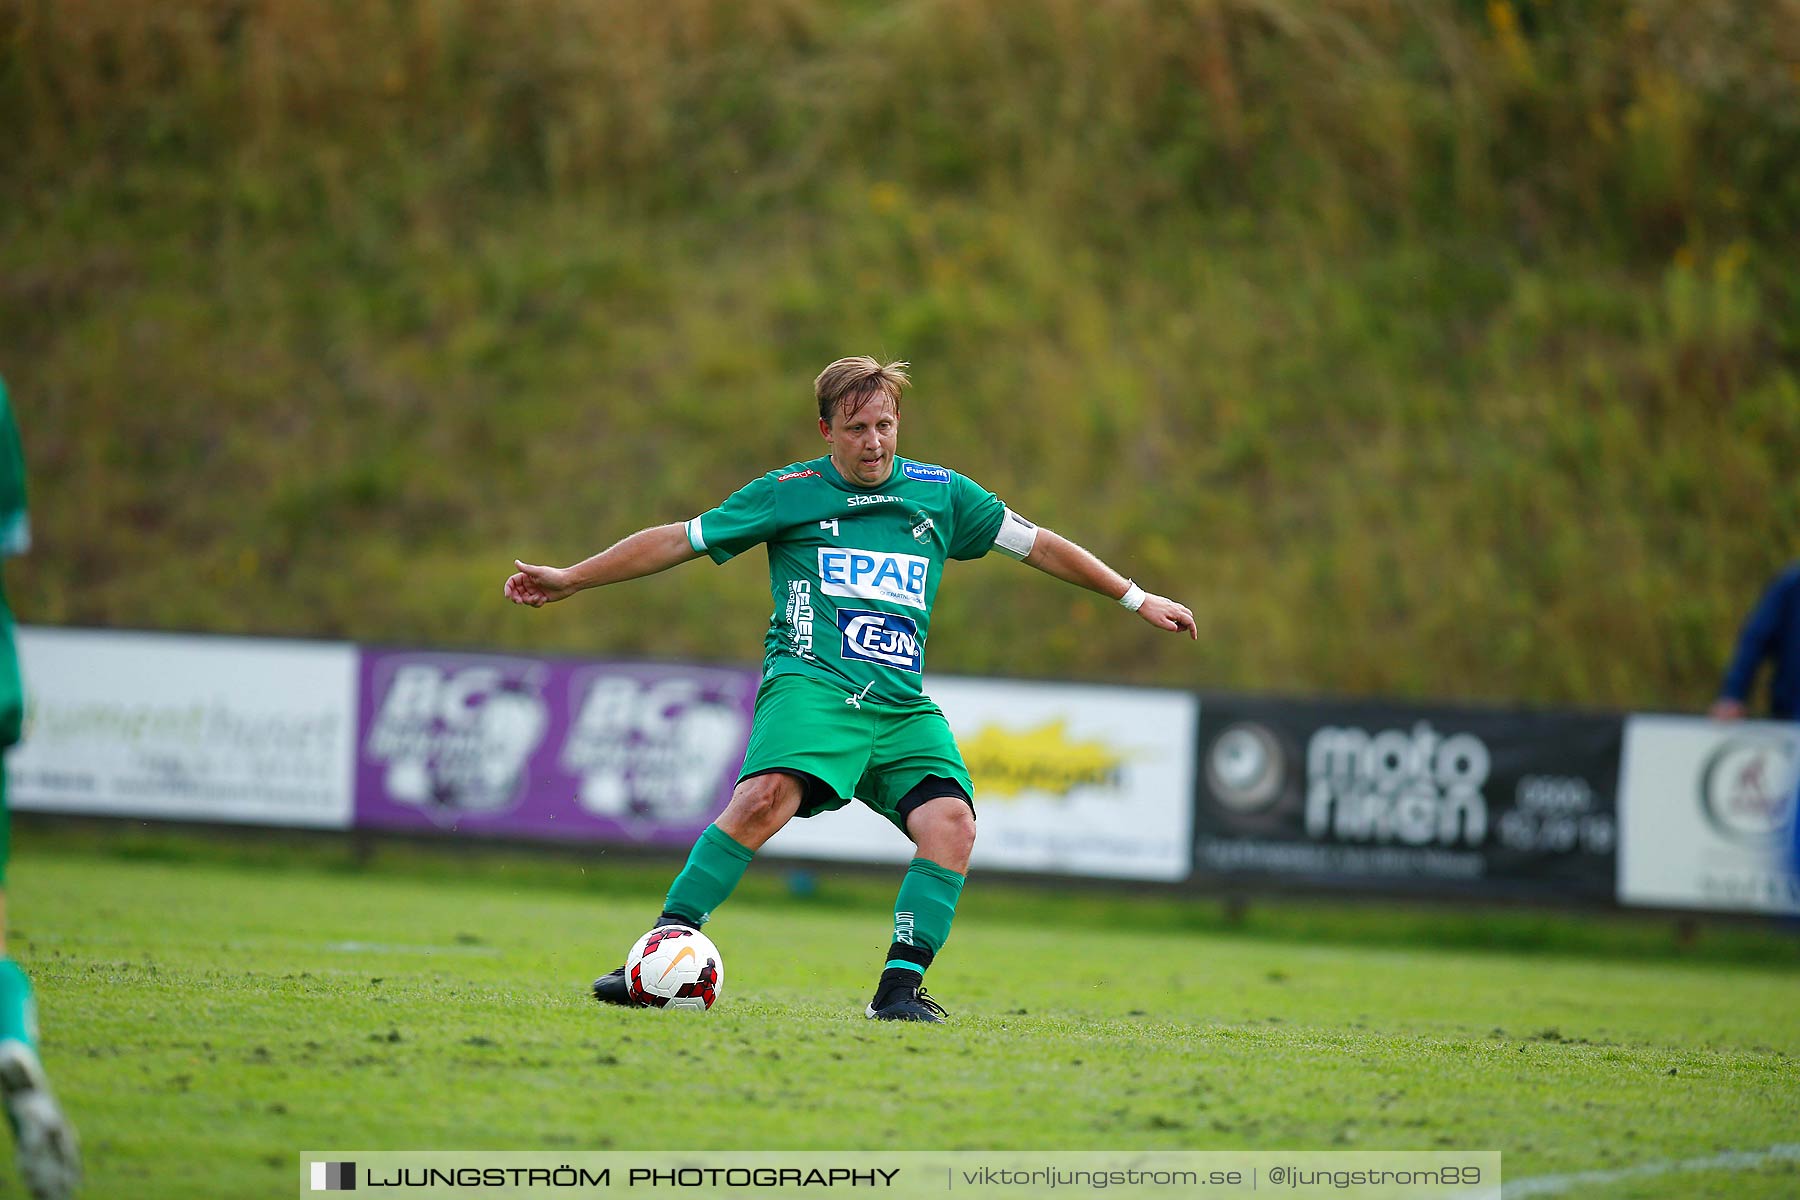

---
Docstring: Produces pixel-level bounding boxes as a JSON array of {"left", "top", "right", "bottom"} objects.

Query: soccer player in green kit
[
  {"left": 505, "top": 358, "right": 1195, "bottom": 1021},
  {"left": 0, "top": 377, "right": 80, "bottom": 1198}
]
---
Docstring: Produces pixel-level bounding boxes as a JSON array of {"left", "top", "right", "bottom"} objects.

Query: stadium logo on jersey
[
  {"left": 777, "top": 468, "right": 820, "bottom": 482},
  {"left": 837, "top": 609, "right": 922, "bottom": 673},
  {"left": 901, "top": 462, "right": 950, "bottom": 484},
  {"left": 817, "top": 548, "right": 929, "bottom": 609}
]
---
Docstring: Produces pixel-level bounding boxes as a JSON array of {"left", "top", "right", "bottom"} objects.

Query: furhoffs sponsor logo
[
  {"left": 901, "top": 462, "right": 950, "bottom": 484},
  {"left": 310, "top": 1161, "right": 355, "bottom": 1191},
  {"left": 1305, "top": 722, "right": 1489, "bottom": 848}
]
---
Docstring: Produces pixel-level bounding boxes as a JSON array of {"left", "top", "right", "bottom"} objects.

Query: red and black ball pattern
[
  {"left": 626, "top": 926, "right": 720, "bottom": 1009},
  {"left": 640, "top": 927, "right": 693, "bottom": 957},
  {"left": 628, "top": 955, "right": 720, "bottom": 1009}
]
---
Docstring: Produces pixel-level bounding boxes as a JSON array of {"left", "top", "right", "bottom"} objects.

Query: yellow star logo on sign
[{"left": 958, "top": 719, "right": 1128, "bottom": 799}]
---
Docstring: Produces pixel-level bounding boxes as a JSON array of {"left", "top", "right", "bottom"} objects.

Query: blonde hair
[{"left": 814, "top": 357, "right": 910, "bottom": 423}]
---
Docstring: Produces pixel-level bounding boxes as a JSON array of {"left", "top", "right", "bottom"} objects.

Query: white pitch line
[
  {"left": 1470, "top": 1143, "right": 1800, "bottom": 1199},
  {"left": 324, "top": 940, "right": 499, "bottom": 956}
]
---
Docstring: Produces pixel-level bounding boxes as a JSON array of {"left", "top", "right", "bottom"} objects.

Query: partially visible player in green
[
  {"left": 0, "top": 377, "right": 80, "bottom": 1198},
  {"left": 505, "top": 358, "right": 1195, "bottom": 1022}
]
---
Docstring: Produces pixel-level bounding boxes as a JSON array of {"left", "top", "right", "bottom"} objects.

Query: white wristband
[{"left": 1118, "top": 581, "right": 1147, "bottom": 612}]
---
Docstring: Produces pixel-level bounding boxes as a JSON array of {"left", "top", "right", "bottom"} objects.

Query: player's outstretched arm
[
  {"left": 1022, "top": 528, "right": 1197, "bottom": 639},
  {"left": 504, "top": 523, "right": 701, "bottom": 608}
]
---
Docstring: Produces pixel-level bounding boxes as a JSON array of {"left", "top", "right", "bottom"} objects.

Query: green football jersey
[
  {"left": 0, "top": 377, "right": 26, "bottom": 564},
  {"left": 0, "top": 376, "right": 28, "bottom": 750},
  {"left": 686, "top": 455, "right": 1031, "bottom": 705}
]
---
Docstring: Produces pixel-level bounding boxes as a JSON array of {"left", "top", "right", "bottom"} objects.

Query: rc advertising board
[
  {"left": 1617, "top": 715, "right": 1799, "bottom": 914},
  {"left": 354, "top": 649, "right": 758, "bottom": 847},
  {"left": 10, "top": 625, "right": 358, "bottom": 828},
  {"left": 1193, "top": 696, "right": 1621, "bottom": 900},
  {"left": 761, "top": 677, "right": 1197, "bottom": 881}
]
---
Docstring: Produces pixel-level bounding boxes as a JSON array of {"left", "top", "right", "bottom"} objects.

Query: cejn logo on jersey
[
  {"left": 837, "top": 608, "right": 922, "bottom": 673},
  {"left": 817, "top": 548, "right": 929, "bottom": 610}
]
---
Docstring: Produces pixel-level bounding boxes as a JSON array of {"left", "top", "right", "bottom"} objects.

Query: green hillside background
[{"left": 4, "top": 0, "right": 1796, "bottom": 708}]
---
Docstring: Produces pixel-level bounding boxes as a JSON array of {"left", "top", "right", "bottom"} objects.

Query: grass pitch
[{"left": 6, "top": 835, "right": 1798, "bottom": 1199}]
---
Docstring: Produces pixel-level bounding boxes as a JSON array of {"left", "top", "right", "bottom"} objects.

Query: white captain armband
[{"left": 993, "top": 507, "right": 1039, "bottom": 560}]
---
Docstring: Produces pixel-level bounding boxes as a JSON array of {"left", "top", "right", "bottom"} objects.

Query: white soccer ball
[{"left": 624, "top": 925, "right": 723, "bottom": 1011}]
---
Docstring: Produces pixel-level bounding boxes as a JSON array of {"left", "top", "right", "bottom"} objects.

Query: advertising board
[
  {"left": 1193, "top": 695, "right": 1621, "bottom": 900},
  {"left": 763, "top": 677, "right": 1197, "bottom": 881},
  {"left": 1617, "top": 715, "right": 1799, "bottom": 914},
  {"left": 353, "top": 649, "right": 758, "bottom": 847},
  {"left": 11, "top": 625, "right": 358, "bottom": 828}
]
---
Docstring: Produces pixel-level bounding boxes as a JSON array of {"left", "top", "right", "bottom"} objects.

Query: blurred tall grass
[{"left": 3, "top": 0, "right": 1797, "bottom": 706}]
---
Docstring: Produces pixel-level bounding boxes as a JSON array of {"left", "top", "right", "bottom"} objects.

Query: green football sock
[
  {"left": 884, "top": 857, "right": 966, "bottom": 976},
  {"left": 0, "top": 959, "right": 37, "bottom": 1048},
  {"left": 662, "top": 824, "right": 755, "bottom": 927}
]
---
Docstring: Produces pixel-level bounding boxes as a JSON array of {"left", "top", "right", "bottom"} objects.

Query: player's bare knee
[
  {"left": 944, "top": 805, "right": 976, "bottom": 859},
  {"left": 722, "top": 773, "right": 801, "bottom": 842},
  {"left": 911, "top": 798, "right": 975, "bottom": 863}
]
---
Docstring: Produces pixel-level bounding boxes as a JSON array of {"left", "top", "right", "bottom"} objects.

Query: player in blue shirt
[
  {"left": 1711, "top": 562, "right": 1800, "bottom": 899},
  {"left": 1712, "top": 563, "right": 1800, "bottom": 721}
]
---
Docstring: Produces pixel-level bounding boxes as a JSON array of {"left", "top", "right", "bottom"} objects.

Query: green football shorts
[{"left": 738, "top": 673, "right": 976, "bottom": 835}]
